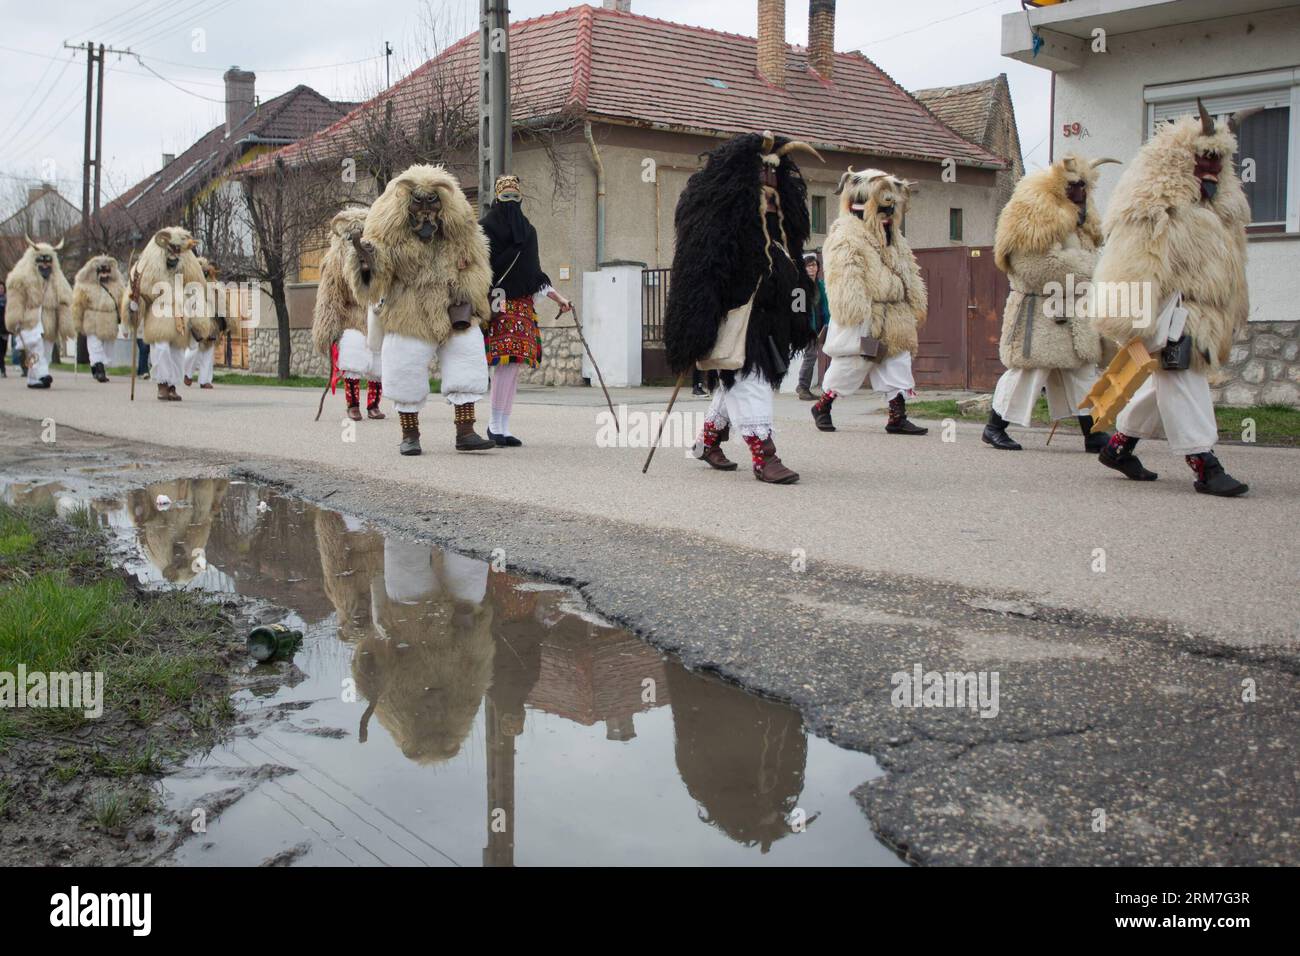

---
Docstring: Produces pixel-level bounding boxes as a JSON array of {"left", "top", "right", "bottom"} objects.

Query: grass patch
[
  {"left": 905, "top": 398, "right": 1300, "bottom": 447},
  {"left": 0, "top": 574, "right": 134, "bottom": 674},
  {"left": 50, "top": 362, "right": 133, "bottom": 377},
  {"left": 0, "top": 502, "right": 237, "bottom": 833},
  {"left": 211, "top": 371, "right": 440, "bottom": 391}
]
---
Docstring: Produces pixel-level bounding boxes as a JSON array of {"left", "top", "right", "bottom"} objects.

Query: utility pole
[
  {"left": 66, "top": 40, "right": 130, "bottom": 365},
  {"left": 65, "top": 41, "right": 132, "bottom": 256},
  {"left": 479, "top": 0, "right": 512, "bottom": 208},
  {"left": 384, "top": 41, "right": 393, "bottom": 88}
]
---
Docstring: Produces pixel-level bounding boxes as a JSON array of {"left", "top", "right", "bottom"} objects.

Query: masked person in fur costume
[
  {"left": 812, "top": 169, "right": 928, "bottom": 435},
  {"left": 664, "top": 132, "right": 821, "bottom": 484},
  {"left": 72, "top": 255, "right": 125, "bottom": 384},
  {"left": 1091, "top": 101, "right": 1255, "bottom": 497},
  {"left": 4, "top": 238, "right": 73, "bottom": 388},
  {"left": 479, "top": 174, "right": 572, "bottom": 447},
  {"left": 346, "top": 164, "right": 494, "bottom": 455},
  {"left": 123, "top": 227, "right": 210, "bottom": 402},
  {"left": 312, "top": 207, "right": 384, "bottom": 421},
  {"left": 181, "top": 257, "right": 224, "bottom": 390},
  {"left": 352, "top": 539, "right": 494, "bottom": 762},
  {"left": 983, "top": 155, "right": 1120, "bottom": 452}
]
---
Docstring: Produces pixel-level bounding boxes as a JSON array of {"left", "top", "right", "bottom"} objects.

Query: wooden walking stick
[
  {"left": 1046, "top": 420, "right": 1059, "bottom": 446},
  {"left": 642, "top": 371, "right": 686, "bottom": 474},
  {"left": 567, "top": 302, "right": 618, "bottom": 432}
]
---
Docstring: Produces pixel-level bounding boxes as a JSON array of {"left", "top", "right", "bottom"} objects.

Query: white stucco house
[{"left": 1002, "top": 0, "right": 1300, "bottom": 407}]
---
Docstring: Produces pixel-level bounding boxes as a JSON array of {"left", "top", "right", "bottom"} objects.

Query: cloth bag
[{"left": 697, "top": 283, "right": 760, "bottom": 372}]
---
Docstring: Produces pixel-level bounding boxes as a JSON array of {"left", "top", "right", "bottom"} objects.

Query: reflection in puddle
[{"left": 1, "top": 476, "right": 896, "bottom": 866}]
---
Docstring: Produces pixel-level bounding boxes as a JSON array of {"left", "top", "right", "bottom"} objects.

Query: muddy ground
[{"left": 0, "top": 416, "right": 1295, "bottom": 865}]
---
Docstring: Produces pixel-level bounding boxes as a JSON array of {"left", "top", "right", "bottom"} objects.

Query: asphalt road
[{"left": 1, "top": 373, "right": 1296, "bottom": 864}]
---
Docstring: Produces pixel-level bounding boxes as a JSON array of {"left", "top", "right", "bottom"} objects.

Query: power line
[
  {"left": 865, "top": 0, "right": 1011, "bottom": 46},
  {"left": 67, "top": 0, "right": 168, "bottom": 43},
  {"left": 0, "top": 52, "right": 78, "bottom": 146},
  {"left": 120, "top": 0, "right": 246, "bottom": 52},
  {"left": 113, "top": 0, "right": 217, "bottom": 48}
]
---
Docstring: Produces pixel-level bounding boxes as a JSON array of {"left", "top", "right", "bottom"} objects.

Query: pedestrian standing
[
  {"left": 795, "top": 252, "right": 829, "bottom": 400},
  {"left": 479, "top": 174, "right": 571, "bottom": 447}
]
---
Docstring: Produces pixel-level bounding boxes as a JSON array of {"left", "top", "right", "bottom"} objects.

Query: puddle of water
[{"left": 1, "top": 475, "right": 898, "bottom": 866}]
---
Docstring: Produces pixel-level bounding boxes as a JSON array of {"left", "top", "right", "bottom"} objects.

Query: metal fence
[{"left": 641, "top": 268, "right": 671, "bottom": 343}]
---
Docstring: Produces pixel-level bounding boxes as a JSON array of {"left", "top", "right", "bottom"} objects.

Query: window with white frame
[{"left": 1145, "top": 68, "right": 1300, "bottom": 233}]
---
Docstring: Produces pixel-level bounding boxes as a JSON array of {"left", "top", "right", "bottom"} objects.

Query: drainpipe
[{"left": 584, "top": 120, "right": 606, "bottom": 264}]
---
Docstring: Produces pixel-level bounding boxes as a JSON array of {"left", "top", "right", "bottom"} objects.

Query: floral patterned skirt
[{"left": 486, "top": 297, "right": 542, "bottom": 368}]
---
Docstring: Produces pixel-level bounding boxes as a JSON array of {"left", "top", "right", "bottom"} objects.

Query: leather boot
[
  {"left": 693, "top": 422, "right": 738, "bottom": 471},
  {"left": 92, "top": 362, "right": 108, "bottom": 383},
  {"left": 167, "top": 384, "right": 182, "bottom": 401},
  {"left": 1099, "top": 434, "right": 1156, "bottom": 481},
  {"left": 157, "top": 383, "right": 171, "bottom": 401},
  {"left": 982, "top": 409, "right": 1022, "bottom": 450},
  {"left": 811, "top": 391, "right": 836, "bottom": 432},
  {"left": 183, "top": 375, "right": 193, "bottom": 387},
  {"left": 1188, "top": 452, "right": 1248, "bottom": 497},
  {"left": 345, "top": 379, "right": 362, "bottom": 421},
  {"left": 885, "top": 395, "right": 927, "bottom": 435},
  {"left": 366, "top": 381, "right": 385, "bottom": 419},
  {"left": 1078, "top": 414, "right": 1110, "bottom": 454},
  {"left": 746, "top": 435, "right": 799, "bottom": 484},
  {"left": 454, "top": 403, "right": 495, "bottom": 451},
  {"left": 795, "top": 385, "right": 817, "bottom": 401},
  {"left": 398, "top": 411, "right": 422, "bottom": 456}
]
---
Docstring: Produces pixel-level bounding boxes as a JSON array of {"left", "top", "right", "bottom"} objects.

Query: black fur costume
[{"left": 664, "top": 133, "right": 816, "bottom": 389}]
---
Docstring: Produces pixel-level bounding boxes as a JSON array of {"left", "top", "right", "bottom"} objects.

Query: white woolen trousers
[
  {"left": 381, "top": 326, "right": 488, "bottom": 414},
  {"left": 150, "top": 342, "right": 183, "bottom": 386},
  {"left": 18, "top": 326, "right": 51, "bottom": 382},
  {"left": 702, "top": 370, "right": 775, "bottom": 439},
  {"left": 992, "top": 366, "right": 1101, "bottom": 426},
  {"left": 338, "top": 327, "right": 380, "bottom": 381},
  {"left": 182, "top": 344, "right": 215, "bottom": 385},
  {"left": 381, "top": 539, "right": 488, "bottom": 605},
  {"left": 1115, "top": 368, "right": 1218, "bottom": 456},
  {"left": 821, "top": 351, "right": 915, "bottom": 400},
  {"left": 86, "top": 334, "right": 111, "bottom": 367}
]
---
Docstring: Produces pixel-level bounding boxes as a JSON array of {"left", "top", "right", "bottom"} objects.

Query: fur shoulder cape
[
  {"left": 4, "top": 243, "right": 74, "bottom": 340},
  {"left": 1092, "top": 116, "right": 1250, "bottom": 372},
  {"left": 994, "top": 155, "right": 1104, "bottom": 273},
  {"left": 73, "top": 255, "right": 125, "bottom": 340},
  {"left": 312, "top": 207, "right": 369, "bottom": 356},
  {"left": 124, "top": 227, "right": 211, "bottom": 349},
  {"left": 348, "top": 164, "right": 492, "bottom": 347}
]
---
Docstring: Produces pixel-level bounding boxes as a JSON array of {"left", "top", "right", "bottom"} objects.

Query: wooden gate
[{"left": 913, "top": 245, "right": 1007, "bottom": 390}]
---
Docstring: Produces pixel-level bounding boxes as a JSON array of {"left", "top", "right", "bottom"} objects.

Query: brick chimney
[
  {"left": 809, "top": 0, "right": 836, "bottom": 79},
  {"left": 223, "top": 67, "right": 256, "bottom": 134},
  {"left": 602, "top": 0, "right": 631, "bottom": 10},
  {"left": 757, "top": 0, "right": 786, "bottom": 87}
]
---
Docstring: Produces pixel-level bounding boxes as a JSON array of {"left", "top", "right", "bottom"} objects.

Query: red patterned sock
[
  {"left": 813, "top": 389, "right": 837, "bottom": 412},
  {"left": 366, "top": 380, "right": 381, "bottom": 409},
  {"left": 1107, "top": 431, "right": 1133, "bottom": 455},
  {"left": 344, "top": 379, "right": 360, "bottom": 407},
  {"left": 1186, "top": 454, "right": 1206, "bottom": 480},
  {"left": 743, "top": 433, "right": 765, "bottom": 468},
  {"left": 701, "top": 419, "right": 723, "bottom": 449}
]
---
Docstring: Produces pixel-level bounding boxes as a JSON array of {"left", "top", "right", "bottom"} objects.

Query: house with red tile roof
[
  {"left": 95, "top": 70, "right": 349, "bottom": 258},
  {"left": 243, "top": 1, "right": 1015, "bottom": 387}
]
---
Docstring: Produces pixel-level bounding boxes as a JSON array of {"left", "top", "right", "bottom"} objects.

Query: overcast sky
[{"left": 0, "top": 0, "right": 1050, "bottom": 216}]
